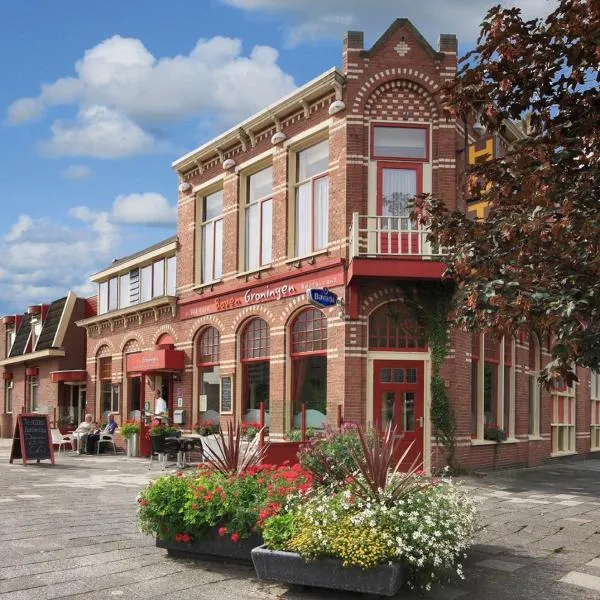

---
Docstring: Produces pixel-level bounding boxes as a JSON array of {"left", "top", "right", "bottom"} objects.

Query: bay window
[
  {"left": 202, "top": 190, "right": 223, "bottom": 283},
  {"left": 295, "top": 140, "right": 329, "bottom": 257},
  {"left": 246, "top": 167, "right": 273, "bottom": 270}
]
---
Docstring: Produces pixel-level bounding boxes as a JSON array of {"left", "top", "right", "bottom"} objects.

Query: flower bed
[{"left": 137, "top": 463, "right": 312, "bottom": 560}]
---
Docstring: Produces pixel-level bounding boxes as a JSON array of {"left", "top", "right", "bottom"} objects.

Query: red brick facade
[{"left": 14, "top": 19, "right": 596, "bottom": 470}]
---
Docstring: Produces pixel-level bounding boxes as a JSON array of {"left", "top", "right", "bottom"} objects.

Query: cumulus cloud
[
  {"left": 221, "top": 0, "right": 557, "bottom": 47},
  {"left": 4, "top": 215, "right": 34, "bottom": 242},
  {"left": 111, "top": 193, "right": 177, "bottom": 226},
  {"left": 7, "top": 34, "right": 296, "bottom": 157},
  {"left": 62, "top": 165, "right": 93, "bottom": 180},
  {"left": 39, "top": 105, "right": 155, "bottom": 159}
]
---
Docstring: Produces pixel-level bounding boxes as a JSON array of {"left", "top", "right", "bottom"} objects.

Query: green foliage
[
  {"left": 207, "top": 421, "right": 265, "bottom": 474},
  {"left": 261, "top": 511, "right": 296, "bottom": 550},
  {"left": 120, "top": 421, "right": 140, "bottom": 438},
  {"left": 148, "top": 424, "right": 177, "bottom": 438},
  {"left": 285, "top": 428, "right": 319, "bottom": 441},
  {"left": 194, "top": 420, "right": 219, "bottom": 436}
]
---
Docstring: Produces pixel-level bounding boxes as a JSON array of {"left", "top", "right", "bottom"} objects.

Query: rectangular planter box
[
  {"left": 156, "top": 529, "right": 263, "bottom": 563},
  {"left": 251, "top": 546, "right": 406, "bottom": 597}
]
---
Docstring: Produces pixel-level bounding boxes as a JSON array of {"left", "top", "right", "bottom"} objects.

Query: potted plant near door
[{"left": 121, "top": 420, "right": 141, "bottom": 457}]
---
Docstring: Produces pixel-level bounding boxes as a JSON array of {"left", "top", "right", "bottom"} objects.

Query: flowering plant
[
  {"left": 137, "top": 463, "right": 312, "bottom": 544},
  {"left": 147, "top": 423, "right": 177, "bottom": 438},
  {"left": 194, "top": 420, "right": 219, "bottom": 436},
  {"left": 262, "top": 474, "right": 478, "bottom": 590},
  {"left": 120, "top": 420, "right": 140, "bottom": 439},
  {"left": 484, "top": 424, "right": 507, "bottom": 443},
  {"left": 239, "top": 421, "right": 262, "bottom": 440},
  {"left": 285, "top": 427, "right": 320, "bottom": 441}
]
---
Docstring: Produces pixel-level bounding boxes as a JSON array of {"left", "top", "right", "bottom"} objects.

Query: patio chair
[
  {"left": 96, "top": 431, "right": 117, "bottom": 454},
  {"left": 149, "top": 432, "right": 181, "bottom": 471},
  {"left": 50, "top": 428, "right": 74, "bottom": 455}
]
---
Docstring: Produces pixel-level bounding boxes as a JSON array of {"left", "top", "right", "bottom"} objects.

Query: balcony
[{"left": 349, "top": 213, "right": 446, "bottom": 260}]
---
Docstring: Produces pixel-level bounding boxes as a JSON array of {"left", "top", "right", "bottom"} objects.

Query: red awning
[
  {"left": 50, "top": 370, "right": 87, "bottom": 383},
  {"left": 126, "top": 349, "right": 184, "bottom": 373}
]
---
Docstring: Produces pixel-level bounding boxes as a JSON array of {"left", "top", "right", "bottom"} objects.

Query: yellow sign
[{"left": 467, "top": 137, "right": 495, "bottom": 220}]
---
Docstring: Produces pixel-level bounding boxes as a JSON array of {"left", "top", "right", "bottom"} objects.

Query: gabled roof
[
  {"left": 36, "top": 297, "right": 67, "bottom": 351},
  {"left": 360, "top": 19, "right": 445, "bottom": 61},
  {"left": 9, "top": 314, "right": 31, "bottom": 357}
]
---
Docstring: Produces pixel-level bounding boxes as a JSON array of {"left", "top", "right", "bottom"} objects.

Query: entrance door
[
  {"left": 373, "top": 360, "right": 424, "bottom": 469},
  {"left": 377, "top": 164, "right": 421, "bottom": 255}
]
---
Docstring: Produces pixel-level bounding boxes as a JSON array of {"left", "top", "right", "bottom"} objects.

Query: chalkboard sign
[
  {"left": 220, "top": 376, "right": 233, "bottom": 414},
  {"left": 9, "top": 414, "right": 55, "bottom": 465}
]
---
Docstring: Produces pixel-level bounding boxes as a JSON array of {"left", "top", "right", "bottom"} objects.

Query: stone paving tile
[
  {"left": 560, "top": 571, "right": 600, "bottom": 593},
  {"left": 475, "top": 558, "right": 527, "bottom": 572}
]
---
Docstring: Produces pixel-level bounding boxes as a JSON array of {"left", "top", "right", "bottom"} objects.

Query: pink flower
[
  {"left": 230, "top": 532, "right": 240, "bottom": 543},
  {"left": 218, "top": 527, "right": 227, "bottom": 537}
]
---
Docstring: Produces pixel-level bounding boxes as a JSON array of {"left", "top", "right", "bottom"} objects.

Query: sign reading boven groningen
[{"left": 306, "top": 288, "right": 338, "bottom": 308}]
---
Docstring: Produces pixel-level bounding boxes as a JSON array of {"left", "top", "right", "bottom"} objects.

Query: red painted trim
[
  {"left": 2, "top": 316, "right": 15, "bottom": 325},
  {"left": 126, "top": 349, "right": 185, "bottom": 373},
  {"left": 348, "top": 258, "right": 444, "bottom": 283},
  {"left": 376, "top": 161, "right": 423, "bottom": 217},
  {"left": 50, "top": 371, "right": 87, "bottom": 383},
  {"left": 27, "top": 305, "right": 41, "bottom": 316},
  {"left": 3, "top": 372, "right": 12, "bottom": 381},
  {"left": 370, "top": 122, "right": 430, "bottom": 162},
  {"left": 25, "top": 367, "right": 39, "bottom": 377}
]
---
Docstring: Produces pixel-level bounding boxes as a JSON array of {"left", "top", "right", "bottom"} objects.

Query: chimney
[
  {"left": 437, "top": 34, "right": 457, "bottom": 53},
  {"left": 343, "top": 30, "right": 364, "bottom": 74}
]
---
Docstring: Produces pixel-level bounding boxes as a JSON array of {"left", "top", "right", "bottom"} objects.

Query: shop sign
[{"left": 306, "top": 288, "right": 338, "bottom": 308}]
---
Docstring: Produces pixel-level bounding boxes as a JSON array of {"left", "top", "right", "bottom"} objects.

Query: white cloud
[
  {"left": 39, "top": 105, "right": 155, "bottom": 159},
  {"left": 221, "top": 0, "right": 557, "bottom": 47},
  {"left": 4, "top": 215, "right": 34, "bottom": 242},
  {"left": 111, "top": 193, "right": 177, "bottom": 226},
  {"left": 7, "top": 34, "right": 296, "bottom": 157},
  {"left": 62, "top": 165, "right": 93, "bottom": 180}
]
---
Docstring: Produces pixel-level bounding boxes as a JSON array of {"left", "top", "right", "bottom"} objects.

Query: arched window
[
  {"left": 241, "top": 318, "right": 270, "bottom": 423},
  {"left": 197, "top": 327, "right": 221, "bottom": 417},
  {"left": 156, "top": 333, "right": 175, "bottom": 347},
  {"left": 96, "top": 346, "right": 117, "bottom": 420},
  {"left": 123, "top": 339, "right": 141, "bottom": 414},
  {"left": 291, "top": 308, "right": 328, "bottom": 429},
  {"left": 368, "top": 302, "right": 426, "bottom": 350}
]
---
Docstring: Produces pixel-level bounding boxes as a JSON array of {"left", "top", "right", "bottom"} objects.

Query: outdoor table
[{"left": 165, "top": 436, "right": 202, "bottom": 468}]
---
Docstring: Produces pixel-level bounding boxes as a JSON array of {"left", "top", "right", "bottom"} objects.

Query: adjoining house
[
  {"left": 0, "top": 292, "right": 91, "bottom": 437},
  {"left": 14, "top": 18, "right": 598, "bottom": 469}
]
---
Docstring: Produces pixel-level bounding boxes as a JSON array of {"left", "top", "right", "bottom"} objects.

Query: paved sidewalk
[{"left": 0, "top": 439, "right": 599, "bottom": 599}]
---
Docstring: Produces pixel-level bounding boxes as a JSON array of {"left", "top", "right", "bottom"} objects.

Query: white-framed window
[
  {"left": 471, "top": 333, "right": 515, "bottom": 440},
  {"left": 119, "top": 273, "right": 130, "bottom": 309},
  {"left": 551, "top": 378, "right": 576, "bottom": 454},
  {"left": 31, "top": 318, "right": 42, "bottom": 351},
  {"left": 5, "top": 329, "right": 16, "bottom": 358},
  {"left": 140, "top": 265, "right": 152, "bottom": 302},
  {"left": 295, "top": 140, "right": 329, "bottom": 257},
  {"left": 201, "top": 190, "right": 224, "bottom": 283},
  {"left": 528, "top": 334, "right": 541, "bottom": 437},
  {"left": 245, "top": 167, "right": 273, "bottom": 271},
  {"left": 4, "top": 380, "right": 13, "bottom": 413},
  {"left": 30, "top": 375, "right": 39, "bottom": 412},
  {"left": 153, "top": 259, "right": 165, "bottom": 299},
  {"left": 99, "top": 281, "right": 108, "bottom": 314},
  {"left": 108, "top": 276, "right": 118, "bottom": 311},
  {"left": 372, "top": 125, "right": 428, "bottom": 161},
  {"left": 166, "top": 256, "right": 176, "bottom": 296},
  {"left": 591, "top": 372, "right": 600, "bottom": 450}
]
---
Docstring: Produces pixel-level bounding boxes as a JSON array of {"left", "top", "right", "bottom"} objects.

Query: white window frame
[
  {"left": 591, "top": 372, "right": 600, "bottom": 450},
  {"left": 30, "top": 375, "right": 39, "bottom": 412},
  {"left": 5, "top": 380, "right": 13, "bottom": 413},
  {"left": 245, "top": 167, "right": 273, "bottom": 271},
  {"left": 528, "top": 334, "right": 541, "bottom": 438},
  {"left": 201, "top": 190, "right": 224, "bottom": 284},
  {"left": 294, "top": 140, "right": 329, "bottom": 257},
  {"left": 551, "top": 379, "right": 576, "bottom": 455}
]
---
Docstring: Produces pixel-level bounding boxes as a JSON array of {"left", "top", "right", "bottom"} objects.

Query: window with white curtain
[
  {"left": 372, "top": 126, "right": 427, "bottom": 159},
  {"left": 295, "top": 140, "right": 329, "bottom": 257},
  {"left": 381, "top": 168, "right": 417, "bottom": 231},
  {"left": 202, "top": 190, "right": 223, "bottom": 283},
  {"left": 246, "top": 167, "right": 273, "bottom": 270}
]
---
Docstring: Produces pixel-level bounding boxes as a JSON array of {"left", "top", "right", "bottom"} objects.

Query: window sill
[
  {"left": 236, "top": 265, "right": 273, "bottom": 280},
  {"left": 470, "top": 439, "right": 498, "bottom": 447},
  {"left": 590, "top": 447, "right": 600, "bottom": 452},
  {"left": 528, "top": 435, "right": 544, "bottom": 441},
  {"left": 285, "top": 248, "right": 329, "bottom": 266},
  {"left": 550, "top": 451, "right": 577, "bottom": 458},
  {"left": 193, "top": 279, "right": 223, "bottom": 292}
]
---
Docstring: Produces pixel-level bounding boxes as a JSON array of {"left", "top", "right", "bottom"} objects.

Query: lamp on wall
[
  {"left": 271, "top": 131, "right": 287, "bottom": 145},
  {"left": 328, "top": 100, "right": 346, "bottom": 116},
  {"left": 222, "top": 158, "right": 236, "bottom": 170},
  {"left": 178, "top": 181, "right": 192, "bottom": 193}
]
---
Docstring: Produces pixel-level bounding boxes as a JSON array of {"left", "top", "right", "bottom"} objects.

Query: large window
[
  {"left": 368, "top": 302, "right": 426, "bottom": 350},
  {"left": 471, "top": 334, "right": 514, "bottom": 440},
  {"left": 372, "top": 125, "right": 428, "bottom": 160},
  {"left": 241, "top": 318, "right": 270, "bottom": 424},
  {"left": 246, "top": 167, "right": 273, "bottom": 271},
  {"left": 197, "top": 327, "right": 221, "bottom": 417},
  {"left": 202, "top": 190, "right": 224, "bottom": 283},
  {"left": 295, "top": 140, "right": 329, "bottom": 257},
  {"left": 291, "top": 308, "right": 328, "bottom": 430},
  {"left": 551, "top": 378, "right": 575, "bottom": 454},
  {"left": 592, "top": 372, "right": 600, "bottom": 450},
  {"left": 98, "top": 256, "right": 176, "bottom": 314},
  {"left": 528, "top": 334, "right": 541, "bottom": 436},
  {"left": 4, "top": 380, "right": 13, "bottom": 413}
]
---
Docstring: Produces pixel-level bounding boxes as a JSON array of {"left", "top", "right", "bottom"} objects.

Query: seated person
[
  {"left": 86, "top": 413, "right": 118, "bottom": 454},
  {"left": 71, "top": 414, "right": 96, "bottom": 454}
]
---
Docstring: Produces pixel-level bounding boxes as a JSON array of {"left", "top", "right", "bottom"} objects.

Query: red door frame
[
  {"left": 376, "top": 162, "right": 423, "bottom": 255},
  {"left": 373, "top": 359, "right": 424, "bottom": 468}
]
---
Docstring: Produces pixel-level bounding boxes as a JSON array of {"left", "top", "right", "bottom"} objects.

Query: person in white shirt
[
  {"left": 71, "top": 414, "right": 96, "bottom": 454},
  {"left": 154, "top": 390, "right": 168, "bottom": 417}
]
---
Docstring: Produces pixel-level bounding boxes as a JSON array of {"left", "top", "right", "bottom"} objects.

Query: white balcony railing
[{"left": 349, "top": 213, "right": 446, "bottom": 259}]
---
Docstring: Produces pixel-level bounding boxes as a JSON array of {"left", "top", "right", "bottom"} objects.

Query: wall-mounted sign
[
  {"left": 306, "top": 288, "right": 338, "bottom": 308},
  {"left": 180, "top": 263, "right": 345, "bottom": 320},
  {"left": 220, "top": 376, "right": 233, "bottom": 414}
]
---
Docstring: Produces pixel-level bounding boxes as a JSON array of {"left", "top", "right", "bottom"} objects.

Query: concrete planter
[
  {"left": 156, "top": 529, "right": 263, "bottom": 562},
  {"left": 251, "top": 546, "right": 407, "bottom": 597}
]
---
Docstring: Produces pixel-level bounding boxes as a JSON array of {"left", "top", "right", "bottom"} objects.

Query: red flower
[
  {"left": 230, "top": 532, "right": 240, "bottom": 543},
  {"left": 218, "top": 527, "right": 227, "bottom": 537},
  {"left": 138, "top": 498, "right": 148, "bottom": 506},
  {"left": 191, "top": 503, "right": 198, "bottom": 510},
  {"left": 181, "top": 533, "right": 191, "bottom": 543},
  {"left": 175, "top": 533, "right": 182, "bottom": 542}
]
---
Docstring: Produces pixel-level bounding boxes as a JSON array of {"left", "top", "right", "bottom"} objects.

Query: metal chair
[
  {"left": 96, "top": 431, "right": 117, "bottom": 454},
  {"left": 50, "top": 428, "right": 74, "bottom": 455}
]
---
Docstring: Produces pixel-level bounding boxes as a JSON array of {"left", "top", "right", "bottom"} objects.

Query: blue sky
[{"left": 0, "top": 0, "right": 555, "bottom": 316}]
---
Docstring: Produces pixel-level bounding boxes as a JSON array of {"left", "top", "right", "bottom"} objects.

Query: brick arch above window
[
  {"left": 95, "top": 344, "right": 112, "bottom": 358},
  {"left": 197, "top": 326, "right": 220, "bottom": 365},
  {"left": 291, "top": 308, "right": 327, "bottom": 356},
  {"left": 241, "top": 317, "right": 270, "bottom": 360},
  {"left": 122, "top": 338, "right": 141, "bottom": 354},
  {"left": 368, "top": 301, "right": 426, "bottom": 351},
  {"left": 364, "top": 80, "right": 439, "bottom": 122}
]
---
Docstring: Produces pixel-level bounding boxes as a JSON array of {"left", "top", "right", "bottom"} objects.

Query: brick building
[
  {"left": 0, "top": 292, "right": 90, "bottom": 437},
  {"left": 75, "top": 19, "right": 600, "bottom": 470}
]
